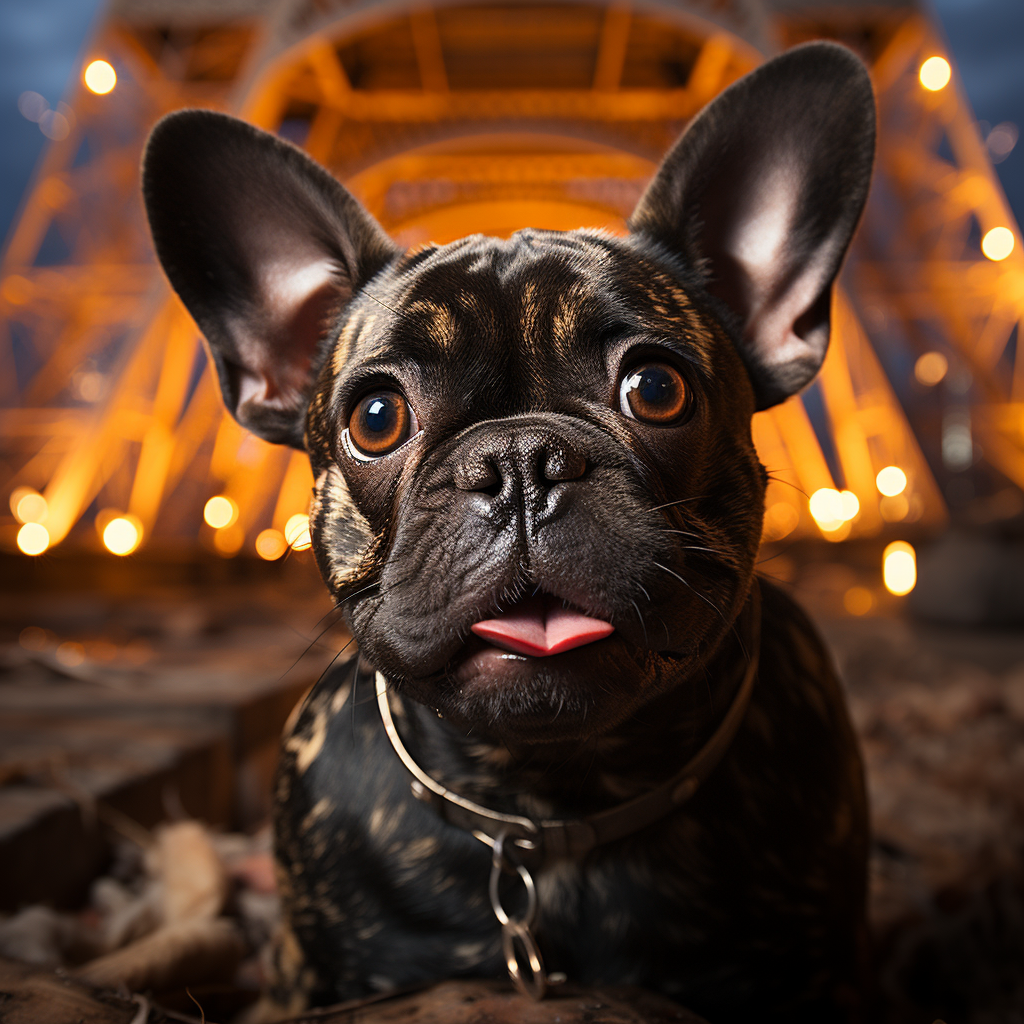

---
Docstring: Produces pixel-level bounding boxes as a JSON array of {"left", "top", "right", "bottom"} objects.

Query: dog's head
[{"left": 143, "top": 43, "right": 874, "bottom": 744}]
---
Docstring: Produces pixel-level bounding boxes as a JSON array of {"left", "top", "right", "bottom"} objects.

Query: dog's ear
[
  {"left": 629, "top": 42, "right": 875, "bottom": 410},
  {"left": 143, "top": 110, "right": 399, "bottom": 447}
]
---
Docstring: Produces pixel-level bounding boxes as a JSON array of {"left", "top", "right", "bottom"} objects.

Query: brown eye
[
  {"left": 618, "top": 363, "right": 688, "bottom": 424},
  {"left": 348, "top": 390, "right": 414, "bottom": 457}
]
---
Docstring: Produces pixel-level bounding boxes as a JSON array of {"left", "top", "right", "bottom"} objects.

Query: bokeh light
[
  {"left": 11, "top": 487, "right": 47, "bottom": 524},
  {"left": 284, "top": 513, "right": 312, "bottom": 551},
  {"left": 255, "top": 528, "right": 287, "bottom": 560},
  {"left": 55, "top": 641, "right": 85, "bottom": 668},
  {"left": 204, "top": 495, "right": 238, "bottom": 529},
  {"left": 809, "top": 488, "right": 844, "bottom": 530},
  {"left": 19, "top": 626, "right": 49, "bottom": 651},
  {"left": 17, "top": 91, "right": 48, "bottom": 123},
  {"left": 84, "top": 60, "right": 117, "bottom": 95},
  {"left": 39, "top": 109, "right": 70, "bottom": 141},
  {"left": 919, "top": 56, "right": 951, "bottom": 92},
  {"left": 102, "top": 515, "right": 142, "bottom": 555},
  {"left": 883, "top": 541, "right": 917, "bottom": 596},
  {"left": 914, "top": 351, "right": 948, "bottom": 386},
  {"left": 876, "top": 466, "right": 907, "bottom": 497},
  {"left": 844, "top": 586, "right": 875, "bottom": 616},
  {"left": 17, "top": 523, "right": 50, "bottom": 556},
  {"left": 879, "top": 494, "right": 910, "bottom": 522},
  {"left": 809, "top": 488, "right": 859, "bottom": 533},
  {"left": 981, "top": 227, "right": 1015, "bottom": 262},
  {"left": 213, "top": 524, "right": 244, "bottom": 556},
  {"left": 762, "top": 502, "right": 799, "bottom": 542}
]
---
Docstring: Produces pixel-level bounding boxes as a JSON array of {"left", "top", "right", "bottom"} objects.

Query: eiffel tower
[{"left": 2, "top": 0, "right": 1020, "bottom": 567}]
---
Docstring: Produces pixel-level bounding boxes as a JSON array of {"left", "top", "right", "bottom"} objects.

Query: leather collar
[{"left": 377, "top": 581, "right": 760, "bottom": 868}]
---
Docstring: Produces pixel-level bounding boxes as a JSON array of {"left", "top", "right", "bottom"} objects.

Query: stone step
[{"left": 0, "top": 553, "right": 342, "bottom": 912}]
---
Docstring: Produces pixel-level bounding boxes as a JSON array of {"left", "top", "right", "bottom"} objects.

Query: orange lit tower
[{"left": 1, "top": 0, "right": 1020, "bottom": 560}]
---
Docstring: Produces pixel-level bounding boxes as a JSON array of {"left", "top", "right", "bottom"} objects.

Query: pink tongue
[{"left": 471, "top": 595, "right": 614, "bottom": 657}]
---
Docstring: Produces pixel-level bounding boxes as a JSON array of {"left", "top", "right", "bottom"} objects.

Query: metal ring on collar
[
  {"left": 502, "top": 919, "right": 548, "bottom": 1001},
  {"left": 489, "top": 831, "right": 538, "bottom": 929}
]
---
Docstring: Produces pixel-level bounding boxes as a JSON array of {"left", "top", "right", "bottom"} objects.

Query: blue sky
[
  {"left": 0, "top": 0, "right": 1022, "bottom": 249},
  {"left": 0, "top": 1, "right": 104, "bottom": 251}
]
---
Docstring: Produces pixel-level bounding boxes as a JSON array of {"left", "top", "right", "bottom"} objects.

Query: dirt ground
[{"left": 1, "top": 548, "right": 1022, "bottom": 1023}]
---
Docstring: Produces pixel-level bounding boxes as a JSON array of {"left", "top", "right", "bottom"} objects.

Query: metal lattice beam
[{"left": 5, "top": 0, "right": 1019, "bottom": 561}]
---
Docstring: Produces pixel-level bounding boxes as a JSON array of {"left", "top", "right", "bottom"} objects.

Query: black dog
[{"left": 143, "top": 41, "right": 875, "bottom": 1022}]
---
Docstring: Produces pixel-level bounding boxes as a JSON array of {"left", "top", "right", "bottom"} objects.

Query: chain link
[{"left": 489, "top": 831, "right": 548, "bottom": 999}]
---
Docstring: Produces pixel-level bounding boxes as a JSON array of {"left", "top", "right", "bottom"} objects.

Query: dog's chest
[{"left": 273, "top": 582, "right": 866, "bottom": 1010}]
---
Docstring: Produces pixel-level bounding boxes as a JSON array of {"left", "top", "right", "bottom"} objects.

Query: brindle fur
[
  {"left": 273, "top": 586, "right": 866, "bottom": 1019},
  {"left": 143, "top": 42, "right": 876, "bottom": 1023}
]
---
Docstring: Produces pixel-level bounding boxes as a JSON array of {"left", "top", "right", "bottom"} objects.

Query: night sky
[{"left": 0, "top": 0, "right": 1022, "bottom": 249}]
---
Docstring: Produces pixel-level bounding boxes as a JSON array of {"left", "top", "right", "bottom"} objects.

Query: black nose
[{"left": 452, "top": 425, "right": 587, "bottom": 504}]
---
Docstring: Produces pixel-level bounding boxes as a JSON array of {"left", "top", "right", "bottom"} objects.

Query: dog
[{"left": 142, "top": 40, "right": 875, "bottom": 1022}]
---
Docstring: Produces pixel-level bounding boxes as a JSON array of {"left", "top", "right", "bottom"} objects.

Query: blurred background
[
  {"left": 2, "top": 0, "right": 1023, "bottom": 581},
  {"left": 1, "top": 1, "right": 1023, "bottom": 1020}
]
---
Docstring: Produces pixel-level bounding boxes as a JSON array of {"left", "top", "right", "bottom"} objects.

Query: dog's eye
[
  {"left": 348, "top": 390, "right": 415, "bottom": 457},
  {"left": 618, "top": 363, "right": 688, "bottom": 424}
]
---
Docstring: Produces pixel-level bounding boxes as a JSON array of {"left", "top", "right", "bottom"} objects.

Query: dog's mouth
[
  {"left": 424, "top": 590, "right": 697, "bottom": 742},
  {"left": 470, "top": 592, "right": 614, "bottom": 657}
]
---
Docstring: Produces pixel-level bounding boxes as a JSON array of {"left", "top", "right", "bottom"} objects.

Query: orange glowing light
[
  {"left": 213, "top": 524, "right": 244, "bottom": 556},
  {"left": 284, "top": 513, "right": 312, "bottom": 551},
  {"left": 809, "top": 488, "right": 858, "bottom": 532},
  {"left": 102, "top": 515, "right": 141, "bottom": 555},
  {"left": 919, "top": 56, "right": 951, "bottom": 91},
  {"left": 843, "top": 587, "right": 875, "bottom": 616},
  {"left": 762, "top": 502, "right": 799, "bottom": 542},
  {"left": 10, "top": 487, "right": 47, "bottom": 523},
  {"left": 16, "top": 493, "right": 47, "bottom": 524},
  {"left": 914, "top": 351, "right": 948, "bottom": 386},
  {"left": 876, "top": 466, "right": 907, "bottom": 497},
  {"left": 981, "top": 226, "right": 1015, "bottom": 261},
  {"left": 879, "top": 494, "right": 910, "bottom": 522},
  {"left": 17, "top": 522, "right": 50, "bottom": 555},
  {"left": 55, "top": 641, "right": 85, "bottom": 667},
  {"left": 84, "top": 60, "right": 117, "bottom": 95},
  {"left": 883, "top": 541, "right": 916, "bottom": 596},
  {"left": 255, "top": 528, "right": 287, "bottom": 560},
  {"left": 204, "top": 495, "right": 238, "bottom": 529},
  {"left": 823, "top": 520, "right": 852, "bottom": 543}
]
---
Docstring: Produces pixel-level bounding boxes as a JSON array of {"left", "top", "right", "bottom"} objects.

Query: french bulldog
[{"left": 143, "top": 40, "right": 875, "bottom": 1023}]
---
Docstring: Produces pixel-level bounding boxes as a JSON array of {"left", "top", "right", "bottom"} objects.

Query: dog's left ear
[{"left": 629, "top": 42, "right": 875, "bottom": 409}]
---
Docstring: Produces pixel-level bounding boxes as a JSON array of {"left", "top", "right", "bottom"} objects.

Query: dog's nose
[
  {"left": 452, "top": 429, "right": 587, "bottom": 499},
  {"left": 541, "top": 443, "right": 587, "bottom": 483}
]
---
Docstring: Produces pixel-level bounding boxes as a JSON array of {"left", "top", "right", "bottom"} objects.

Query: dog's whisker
[
  {"left": 756, "top": 542, "right": 799, "bottom": 566},
  {"left": 363, "top": 289, "right": 414, "bottom": 320},
  {"left": 551, "top": 692, "right": 566, "bottom": 722},
  {"left": 278, "top": 605, "right": 352, "bottom": 684},
  {"left": 647, "top": 496, "right": 708, "bottom": 513},
  {"left": 337, "top": 581, "right": 381, "bottom": 607},
  {"left": 630, "top": 599, "right": 648, "bottom": 646},
  {"left": 306, "top": 601, "right": 349, "bottom": 636},
  {"left": 286, "top": 636, "right": 357, "bottom": 737},
  {"left": 658, "top": 615, "right": 671, "bottom": 646},
  {"left": 654, "top": 561, "right": 727, "bottom": 622},
  {"left": 763, "top": 473, "right": 810, "bottom": 500}
]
